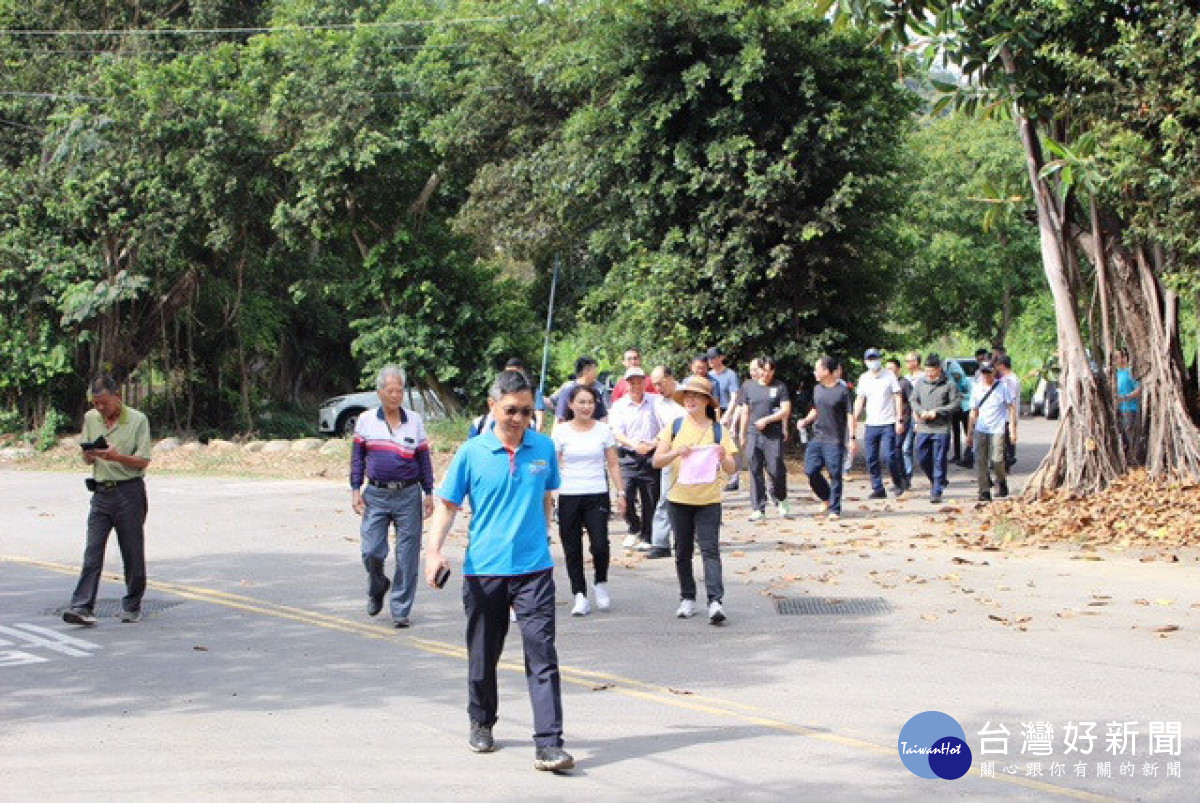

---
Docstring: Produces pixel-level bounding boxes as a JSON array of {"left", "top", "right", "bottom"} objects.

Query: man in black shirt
[
  {"left": 737, "top": 356, "right": 792, "bottom": 521},
  {"left": 798, "top": 356, "right": 856, "bottom": 521}
]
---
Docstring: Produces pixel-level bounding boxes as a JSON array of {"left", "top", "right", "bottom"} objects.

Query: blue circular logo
[{"left": 898, "top": 711, "right": 972, "bottom": 780}]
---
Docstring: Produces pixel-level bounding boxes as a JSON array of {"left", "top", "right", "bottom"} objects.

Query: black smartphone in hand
[
  {"left": 434, "top": 566, "right": 451, "bottom": 589},
  {"left": 81, "top": 436, "right": 108, "bottom": 452}
]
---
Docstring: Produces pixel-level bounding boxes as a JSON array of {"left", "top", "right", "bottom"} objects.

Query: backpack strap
[{"left": 672, "top": 416, "right": 723, "bottom": 444}]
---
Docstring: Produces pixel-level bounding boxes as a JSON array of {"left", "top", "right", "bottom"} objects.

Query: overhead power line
[
  {"left": 0, "top": 16, "right": 519, "bottom": 38},
  {"left": 0, "top": 42, "right": 470, "bottom": 56},
  {"left": 0, "top": 90, "right": 103, "bottom": 102}
]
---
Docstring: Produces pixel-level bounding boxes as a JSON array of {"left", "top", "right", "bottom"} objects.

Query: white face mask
[{"left": 866, "top": 360, "right": 882, "bottom": 373}]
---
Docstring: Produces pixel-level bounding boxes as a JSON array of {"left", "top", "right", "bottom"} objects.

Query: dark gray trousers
[
  {"left": 463, "top": 569, "right": 563, "bottom": 748},
  {"left": 668, "top": 501, "right": 724, "bottom": 603},
  {"left": 70, "top": 478, "right": 147, "bottom": 613},
  {"left": 747, "top": 431, "right": 787, "bottom": 512}
]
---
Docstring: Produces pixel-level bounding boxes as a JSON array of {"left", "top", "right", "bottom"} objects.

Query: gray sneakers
[
  {"left": 119, "top": 609, "right": 142, "bottom": 623},
  {"left": 62, "top": 608, "right": 96, "bottom": 626},
  {"left": 534, "top": 745, "right": 575, "bottom": 772},
  {"left": 468, "top": 723, "right": 495, "bottom": 753}
]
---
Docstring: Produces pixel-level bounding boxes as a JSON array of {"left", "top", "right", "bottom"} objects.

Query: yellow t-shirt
[{"left": 658, "top": 415, "right": 738, "bottom": 506}]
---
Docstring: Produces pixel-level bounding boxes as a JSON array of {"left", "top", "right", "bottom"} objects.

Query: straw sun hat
[{"left": 671, "top": 375, "right": 719, "bottom": 409}]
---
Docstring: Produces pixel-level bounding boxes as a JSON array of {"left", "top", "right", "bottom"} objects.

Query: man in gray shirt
[{"left": 910, "top": 354, "right": 961, "bottom": 504}]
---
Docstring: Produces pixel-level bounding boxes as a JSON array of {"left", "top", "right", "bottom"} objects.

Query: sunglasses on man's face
[{"left": 500, "top": 406, "right": 534, "bottom": 418}]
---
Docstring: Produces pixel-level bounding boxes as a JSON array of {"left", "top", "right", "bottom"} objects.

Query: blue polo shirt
[{"left": 437, "top": 427, "right": 561, "bottom": 576}]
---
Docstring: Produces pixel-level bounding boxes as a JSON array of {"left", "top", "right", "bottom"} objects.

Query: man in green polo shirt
[{"left": 63, "top": 375, "right": 153, "bottom": 626}]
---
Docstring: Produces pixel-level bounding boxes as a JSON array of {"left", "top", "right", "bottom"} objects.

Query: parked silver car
[{"left": 318, "top": 385, "right": 448, "bottom": 436}]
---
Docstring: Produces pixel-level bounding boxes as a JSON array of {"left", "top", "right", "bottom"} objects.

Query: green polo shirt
[{"left": 82, "top": 405, "right": 152, "bottom": 482}]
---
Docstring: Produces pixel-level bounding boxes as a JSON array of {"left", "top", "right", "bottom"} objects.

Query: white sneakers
[
  {"left": 621, "top": 534, "right": 639, "bottom": 548},
  {"left": 777, "top": 500, "right": 791, "bottom": 518},
  {"left": 571, "top": 586, "right": 612, "bottom": 615},
  {"left": 676, "top": 599, "right": 727, "bottom": 623},
  {"left": 747, "top": 510, "right": 766, "bottom": 523},
  {"left": 571, "top": 593, "right": 592, "bottom": 616},
  {"left": 707, "top": 601, "right": 726, "bottom": 624}
]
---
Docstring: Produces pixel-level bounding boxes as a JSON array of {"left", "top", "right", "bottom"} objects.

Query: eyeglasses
[{"left": 500, "top": 406, "right": 534, "bottom": 418}]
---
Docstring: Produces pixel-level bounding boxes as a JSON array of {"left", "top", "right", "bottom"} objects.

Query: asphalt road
[{"left": 2, "top": 417, "right": 1198, "bottom": 801}]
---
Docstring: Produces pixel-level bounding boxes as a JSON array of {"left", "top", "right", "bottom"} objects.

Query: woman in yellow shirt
[{"left": 652, "top": 375, "right": 738, "bottom": 624}]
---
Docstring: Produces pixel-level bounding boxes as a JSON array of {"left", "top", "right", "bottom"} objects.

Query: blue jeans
[
  {"left": 805, "top": 440, "right": 845, "bottom": 515},
  {"left": 864, "top": 424, "right": 905, "bottom": 494},
  {"left": 915, "top": 432, "right": 951, "bottom": 498},
  {"left": 901, "top": 416, "right": 915, "bottom": 478},
  {"left": 361, "top": 483, "right": 423, "bottom": 619}
]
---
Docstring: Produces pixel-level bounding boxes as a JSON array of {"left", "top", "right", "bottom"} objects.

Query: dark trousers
[
  {"left": 619, "top": 454, "right": 659, "bottom": 541},
  {"left": 70, "top": 478, "right": 148, "bottom": 613},
  {"left": 557, "top": 493, "right": 610, "bottom": 595},
  {"left": 668, "top": 502, "right": 724, "bottom": 603},
  {"left": 463, "top": 569, "right": 563, "bottom": 748},
  {"left": 747, "top": 431, "right": 787, "bottom": 512},
  {"left": 805, "top": 440, "right": 846, "bottom": 515},
  {"left": 915, "top": 432, "right": 951, "bottom": 497},
  {"left": 864, "top": 424, "right": 905, "bottom": 493}
]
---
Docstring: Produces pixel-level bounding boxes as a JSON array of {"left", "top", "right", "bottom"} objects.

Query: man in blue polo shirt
[{"left": 425, "top": 370, "right": 574, "bottom": 773}]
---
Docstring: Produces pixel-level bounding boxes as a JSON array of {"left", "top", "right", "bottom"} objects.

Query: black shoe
[
  {"left": 392, "top": 617, "right": 411, "bottom": 628},
  {"left": 646, "top": 547, "right": 672, "bottom": 559},
  {"left": 892, "top": 485, "right": 906, "bottom": 497},
  {"left": 119, "top": 609, "right": 142, "bottom": 623},
  {"left": 723, "top": 479, "right": 740, "bottom": 492},
  {"left": 996, "top": 481, "right": 1010, "bottom": 498},
  {"left": 978, "top": 492, "right": 992, "bottom": 502},
  {"left": 534, "top": 745, "right": 575, "bottom": 772},
  {"left": 62, "top": 608, "right": 96, "bottom": 626},
  {"left": 930, "top": 495, "right": 943, "bottom": 504},
  {"left": 367, "top": 578, "right": 391, "bottom": 617},
  {"left": 469, "top": 722, "right": 495, "bottom": 753},
  {"left": 868, "top": 489, "right": 887, "bottom": 500}
]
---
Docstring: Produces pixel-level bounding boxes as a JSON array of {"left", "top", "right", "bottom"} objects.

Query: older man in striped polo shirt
[{"left": 350, "top": 365, "right": 435, "bottom": 627}]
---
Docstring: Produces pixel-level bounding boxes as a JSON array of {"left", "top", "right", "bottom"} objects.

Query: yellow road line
[{"left": 2, "top": 554, "right": 1117, "bottom": 801}]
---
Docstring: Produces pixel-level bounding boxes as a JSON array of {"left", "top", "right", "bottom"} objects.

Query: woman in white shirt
[{"left": 552, "top": 385, "right": 625, "bottom": 615}]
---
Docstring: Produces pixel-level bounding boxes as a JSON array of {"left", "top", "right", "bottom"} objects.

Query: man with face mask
[{"left": 852, "top": 348, "right": 906, "bottom": 500}]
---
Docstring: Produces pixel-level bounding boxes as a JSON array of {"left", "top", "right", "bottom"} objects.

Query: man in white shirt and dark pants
[{"left": 853, "top": 348, "right": 907, "bottom": 499}]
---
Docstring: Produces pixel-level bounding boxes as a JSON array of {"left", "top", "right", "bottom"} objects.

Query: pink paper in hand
[{"left": 678, "top": 445, "right": 720, "bottom": 485}]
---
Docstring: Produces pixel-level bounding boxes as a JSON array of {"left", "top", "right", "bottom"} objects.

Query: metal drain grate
[
  {"left": 774, "top": 596, "right": 891, "bottom": 616},
  {"left": 44, "top": 599, "right": 184, "bottom": 617}
]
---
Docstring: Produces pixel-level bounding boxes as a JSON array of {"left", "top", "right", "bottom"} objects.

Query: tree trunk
[
  {"left": 1007, "top": 102, "right": 1123, "bottom": 498},
  {"left": 1101, "top": 240, "right": 1200, "bottom": 478}
]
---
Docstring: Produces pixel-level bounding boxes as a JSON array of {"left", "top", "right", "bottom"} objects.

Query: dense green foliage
[
  {"left": 894, "top": 115, "right": 1041, "bottom": 348},
  {"left": 4, "top": 0, "right": 1117, "bottom": 440}
]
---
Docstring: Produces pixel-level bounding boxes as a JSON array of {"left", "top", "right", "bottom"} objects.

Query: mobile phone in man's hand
[{"left": 434, "top": 566, "right": 451, "bottom": 589}]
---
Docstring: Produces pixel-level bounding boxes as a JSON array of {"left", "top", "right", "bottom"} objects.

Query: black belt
[
  {"left": 367, "top": 478, "right": 420, "bottom": 490},
  {"left": 89, "top": 477, "right": 143, "bottom": 492}
]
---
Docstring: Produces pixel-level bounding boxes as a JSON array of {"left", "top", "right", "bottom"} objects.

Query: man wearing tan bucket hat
[{"left": 652, "top": 374, "right": 738, "bottom": 625}]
